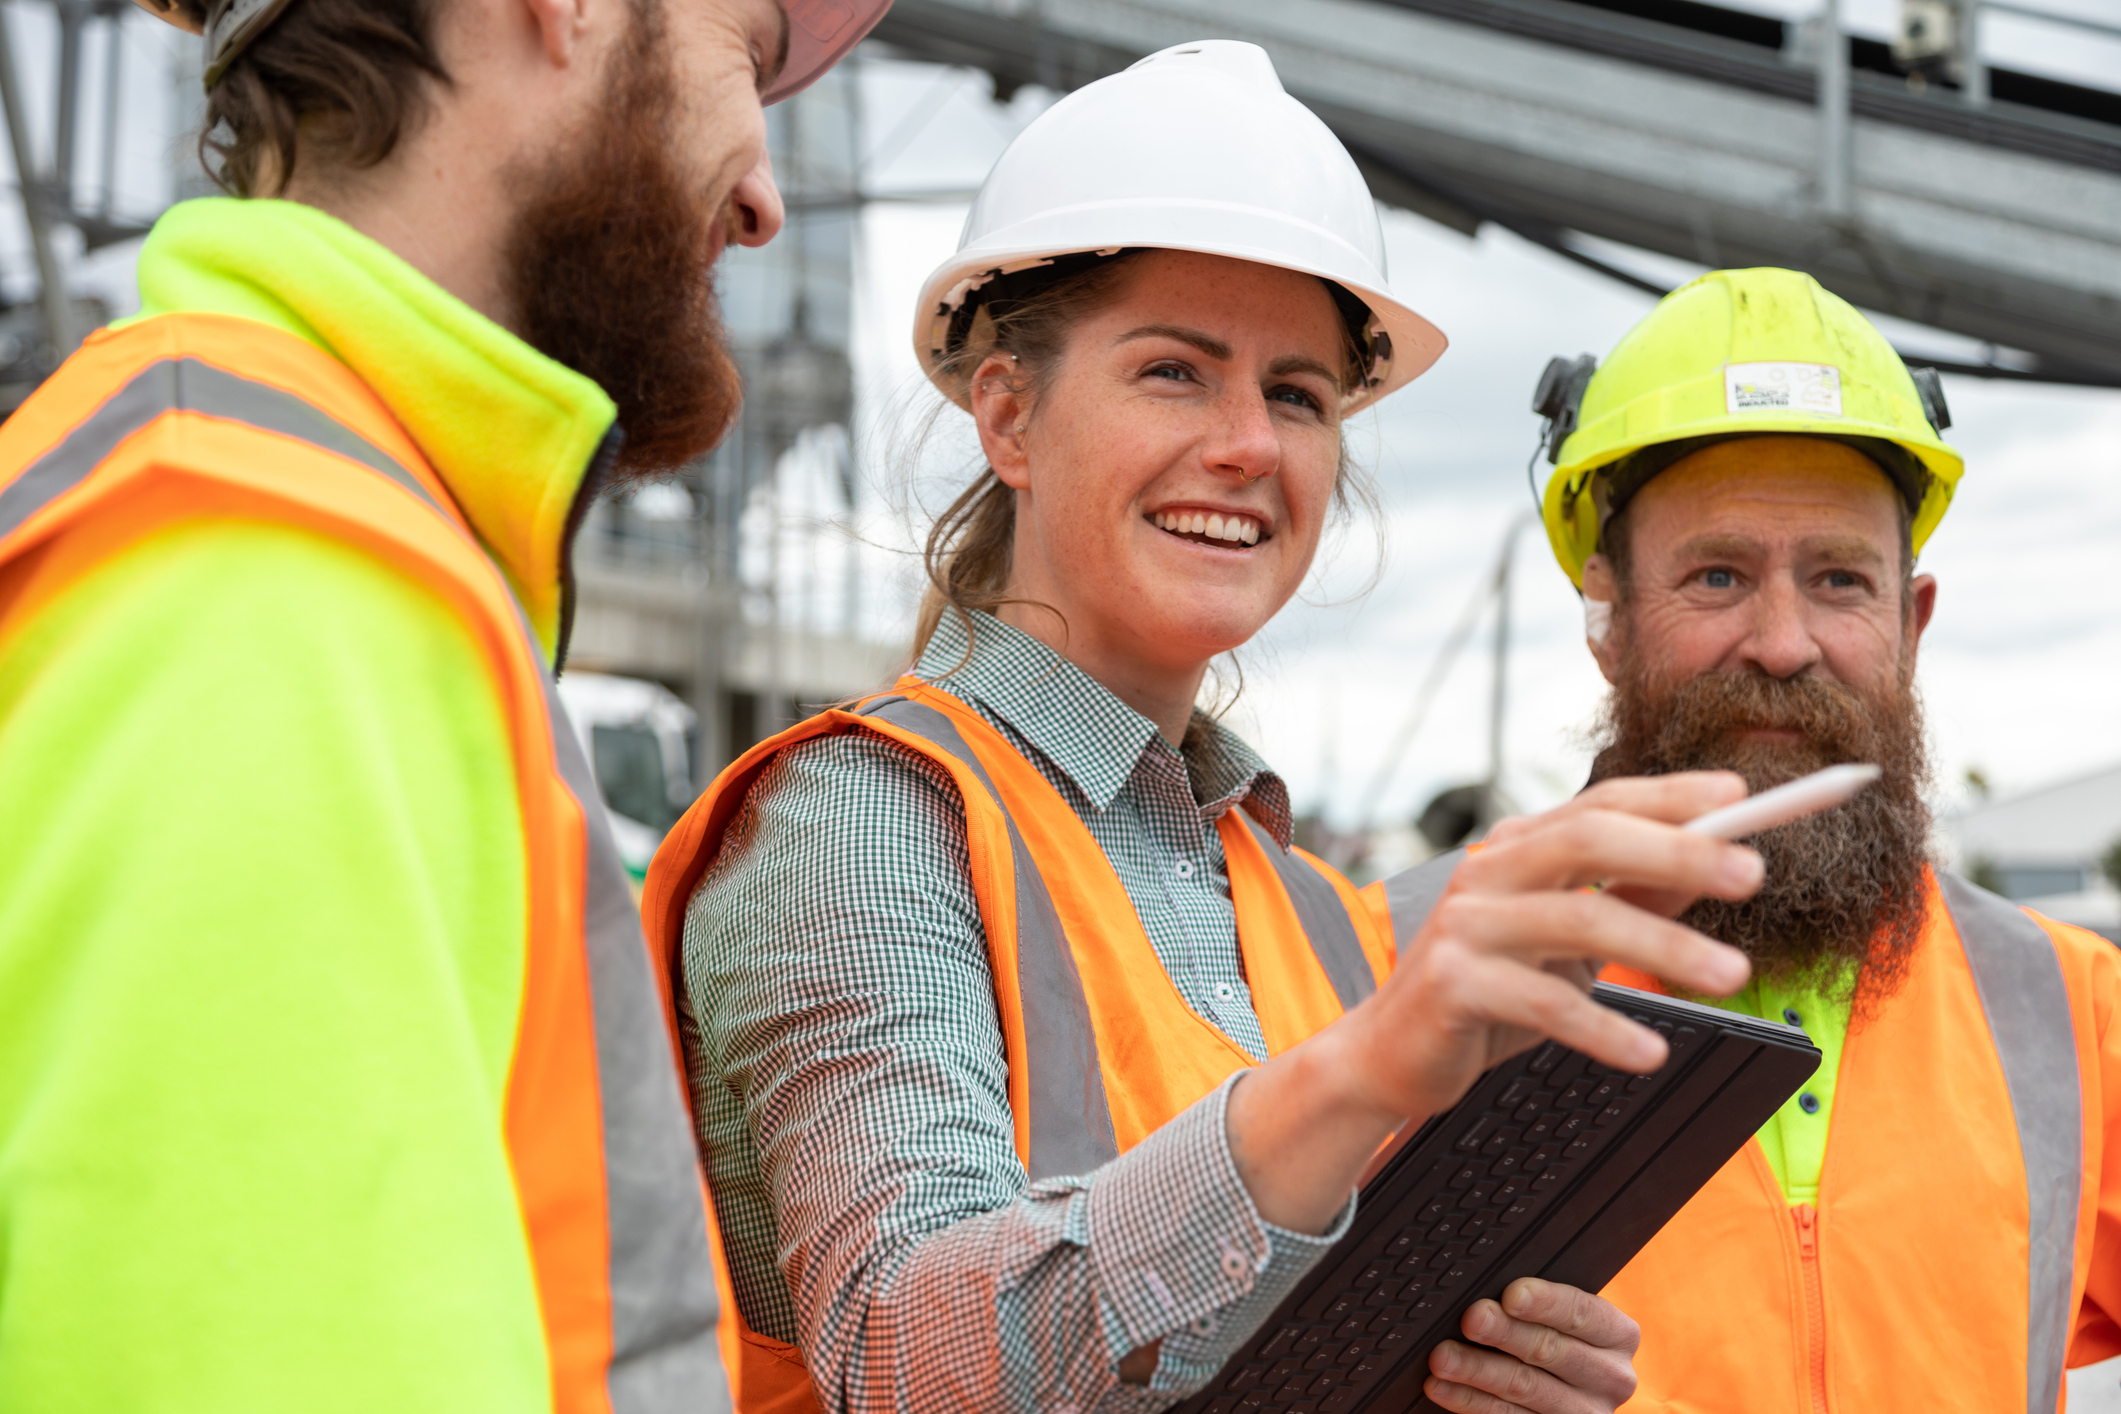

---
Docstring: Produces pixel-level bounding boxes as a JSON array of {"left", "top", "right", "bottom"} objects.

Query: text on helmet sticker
[{"left": 1724, "top": 362, "right": 1842, "bottom": 417}]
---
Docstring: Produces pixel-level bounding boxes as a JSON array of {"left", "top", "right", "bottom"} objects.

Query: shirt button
[
  {"left": 1216, "top": 984, "right": 1236, "bottom": 1001},
  {"left": 1798, "top": 1092, "right": 1821, "bottom": 1115},
  {"left": 1173, "top": 858, "right": 1196, "bottom": 879},
  {"left": 1782, "top": 1007, "right": 1802, "bottom": 1027},
  {"left": 1220, "top": 1243, "right": 1249, "bottom": 1280}
]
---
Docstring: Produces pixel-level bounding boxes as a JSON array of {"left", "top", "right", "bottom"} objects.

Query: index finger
[
  {"left": 1498, "top": 1278, "right": 1641, "bottom": 1355},
  {"left": 1554, "top": 771, "right": 1747, "bottom": 827}
]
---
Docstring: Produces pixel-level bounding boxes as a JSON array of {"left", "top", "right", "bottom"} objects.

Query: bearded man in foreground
[
  {"left": 0, "top": 0, "right": 884, "bottom": 1407},
  {"left": 1374, "top": 269, "right": 2121, "bottom": 1413}
]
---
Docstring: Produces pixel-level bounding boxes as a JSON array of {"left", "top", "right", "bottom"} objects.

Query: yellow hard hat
[{"left": 1532, "top": 268, "right": 1964, "bottom": 588}]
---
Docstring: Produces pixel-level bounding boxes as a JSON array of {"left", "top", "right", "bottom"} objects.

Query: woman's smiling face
[{"left": 970, "top": 249, "right": 1350, "bottom": 685}]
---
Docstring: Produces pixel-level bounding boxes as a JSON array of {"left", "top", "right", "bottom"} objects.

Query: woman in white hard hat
[{"left": 645, "top": 41, "right": 1761, "bottom": 1414}]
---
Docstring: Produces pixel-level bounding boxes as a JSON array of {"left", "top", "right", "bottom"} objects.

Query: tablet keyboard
[{"left": 1200, "top": 1016, "right": 1703, "bottom": 1414}]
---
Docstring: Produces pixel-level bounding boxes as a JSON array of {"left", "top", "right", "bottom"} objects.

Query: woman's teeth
[{"left": 1154, "top": 509, "right": 1261, "bottom": 545}]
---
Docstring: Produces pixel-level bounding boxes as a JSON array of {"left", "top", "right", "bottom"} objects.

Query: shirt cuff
[{"left": 1087, "top": 1073, "right": 1355, "bottom": 1401}]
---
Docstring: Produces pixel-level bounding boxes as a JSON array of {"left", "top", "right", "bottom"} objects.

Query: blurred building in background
[{"left": 1942, "top": 763, "right": 2121, "bottom": 941}]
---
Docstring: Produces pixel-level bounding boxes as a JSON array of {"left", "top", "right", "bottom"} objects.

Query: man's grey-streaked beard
[{"left": 1587, "top": 632, "right": 1934, "bottom": 1016}]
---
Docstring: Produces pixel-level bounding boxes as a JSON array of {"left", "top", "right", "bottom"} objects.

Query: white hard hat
[{"left": 913, "top": 40, "right": 1447, "bottom": 414}]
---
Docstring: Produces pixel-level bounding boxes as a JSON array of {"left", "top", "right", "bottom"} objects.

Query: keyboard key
[
  {"left": 1386, "top": 1228, "right": 1422, "bottom": 1260},
  {"left": 1524, "top": 1112, "right": 1560, "bottom": 1143},
  {"left": 1533, "top": 1169, "right": 1566, "bottom": 1190},
  {"left": 1491, "top": 1147, "right": 1530, "bottom": 1177},
  {"left": 1426, "top": 1215, "right": 1457, "bottom": 1242},
  {"left": 1448, "top": 1164, "right": 1486, "bottom": 1188},
  {"left": 1367, "top": 1305, "right": 1408, "bottom": 1333},
  {"left": 1460, "top": 1210, "right": 1493, "bottom": 1239},
  {"left": 1205, "top": 1400, "right": 1239, "bottom": 1414},
  {"left": 1323, "top": 1293, "right": 1362, "bottom": 1325},
  {"left": 1471, "top": 1230, "right": 1502, "bottom": 1256},
  {"left": 1438, "top": 1263, "right": 1475, "bottom": 1288},
  {"left": 1260, "top": 1326, "right": 1304, "bottom": 1359},
  {"left": 1319, "top": 1388, "right": 1359, "bottom": 1414},
  {"left": 1333, "top": 1316, "right": 1368, "bottom": 1340},
  {"left": 1268, "top": 1357, "right": 1303, "bottom": 1382},
  {"left": 1465, "top": 1181, "right": 1497, "bottom": 1208},
  {"left": 1527, "top": 1042, "right": 1564, "bottom": 1073},
  {"left": 1456, "top": 1115, "right": 1501, "bottom": 1152},
  {"left": 1596, "top": 1101, "right": 1631, "bottom": 1127},
  {"left": 1304, "top": 1343, "right": 1345, "bottom": 1371},
  {"left": 1353, "top": 1262, "right": 1389, "bottom": 1288},
  {"left": 1363, "top": 1278, "right": 1405, "bottom": 1305},
  {"left": 1480, "top": 1126, "right": 1523, "bottom": 1157},
  {"left": 1293, "top": 1329, "right": 1324, "bottom": 1358},
  {"left": 1227, "top": 1363, "right": 1267, "bottom": 1391},
  {"left": 1417, "top": 1195, "right": 1452, "bottom": 1225},
  {"left": 1428, "top": 1243, "right": 1466, "bottom": 1270},
  {"left": 1526, "top": 1143, "right": 1561, "bottom": 1172},
  {"left": 1627, "top": 1073, "right": 1657, "bottom": 1092},
  {"left": 1565, "top": 1134, "right": 1599, "bottom": 1159},
  {"left": 1558, "top": 1079, "right": 1595, "bottom": 1109},
  {"left": 1497, "top": 1076, "right": 1536, "bottom": 1110},
  {"left": 1588, "top": 1079, "right": 1620, "bottom": 1108},
  {"left": 1492, "top": 1176, "right": 1527, "bottom": 1205},
  {"left": 1394, "top": 1247, "right": 1433, "bottom": 1277},
  {"left": 1670, "top": 1024, "right": 1700, "bottom": 1054},
  {"left": 1378, "top": 1323, "right": 1421, "bottom": 1356},
  {"left": 1556, "top": 1112, "right": 1588, "bottom": 1141},
  {"left": 1502, "top": 1198, "right": 1536, "bottom": 1225}
]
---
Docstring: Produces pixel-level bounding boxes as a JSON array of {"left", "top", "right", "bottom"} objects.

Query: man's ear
[
  {"left": 1909, "top": 572, "right": 1937, "bottom": 647},
  {"left": 968, "top": 355, "right": 1034, "bottom": 490},
  {"left": 516, "top": 0, "right": 591, "bottom": 66},
  {"left": 1581, "top": 554, "right": 1622, "bottom": 684}
]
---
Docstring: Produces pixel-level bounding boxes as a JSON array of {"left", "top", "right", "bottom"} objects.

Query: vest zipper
[{"left": 1794, "top": 1202, "right": 1827, "bottom": 1414}]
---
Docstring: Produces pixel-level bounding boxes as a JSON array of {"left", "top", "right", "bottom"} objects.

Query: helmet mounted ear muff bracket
[{"left": 1528, "top": 353, "right": 1597, "bottom": 515}]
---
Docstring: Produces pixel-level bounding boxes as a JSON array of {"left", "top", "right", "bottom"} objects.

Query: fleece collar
[{"left": 127, "top": 197, "right": 617, "bottom": 659}]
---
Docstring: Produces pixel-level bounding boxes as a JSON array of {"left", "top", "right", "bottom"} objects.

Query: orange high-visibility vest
[
  {"left": 1365, "top": 855, "right": 2118, "bottom": 1414},
  {"left": 643, "top": 678, "right": 1394, "bottom": 1414},
  {"left": 0, "top": 314, "right": 729, "bottom": 1414}
]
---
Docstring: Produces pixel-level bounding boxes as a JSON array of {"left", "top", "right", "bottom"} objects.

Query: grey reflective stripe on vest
[
  {"left": 1377, "top": 847, "right": 1468, "bottom": 953},
  {"left": 1231, "top": 810, "right": 1377, "bottom": 1010},
  {"left": 857, "top": 695, "right": 1121, "bottom": 1179},
  {"left": 0, "top": 355, "right": 727, "bottom": 1414},
  {"left": 1939, "top": 870, "right": 2082, "bottom": 1414}
]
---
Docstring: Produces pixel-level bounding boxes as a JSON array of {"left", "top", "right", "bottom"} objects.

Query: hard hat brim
[
  {"left": 1544, "top": 414, "right": 1964, "bottom": 588},
  {"left": 913, "top": 235, "right": 1448, "bottom": 415},
  {"left": 762, "top": 0, "right": 893, "bottom": 105}
]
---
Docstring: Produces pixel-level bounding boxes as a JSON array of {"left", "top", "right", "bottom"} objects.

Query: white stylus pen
[{"left": 1682, "top": 763, "right": 1883, "bottom": 841}]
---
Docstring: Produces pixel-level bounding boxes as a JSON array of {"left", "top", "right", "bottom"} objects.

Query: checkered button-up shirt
[{"left": 679, "top": 610, "right": 1352, "bottom": 1414}]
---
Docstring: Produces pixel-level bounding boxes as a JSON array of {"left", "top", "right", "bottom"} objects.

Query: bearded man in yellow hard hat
[
  {"left": 0, "top": 0, "right": 885, "bottom": 1408},
  {"left": 1378, "top": 267, "right": 2121, "bottom": 1411}
]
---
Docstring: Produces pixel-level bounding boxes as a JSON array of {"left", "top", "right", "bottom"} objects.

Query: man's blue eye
[{"left": 1704, "top": 569, "right": 1734, "bottom": 589}]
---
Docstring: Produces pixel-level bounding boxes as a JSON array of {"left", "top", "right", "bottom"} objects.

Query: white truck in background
[{"left": 554, "top": 671, "right": 698, "bottom": 881}]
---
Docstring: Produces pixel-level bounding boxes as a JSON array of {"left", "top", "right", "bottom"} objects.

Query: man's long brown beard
[
  {"left": 500, "top": 0, "right": 743, "bottom": 481},
  {"left": 1589, "top": 643, "right": 1934, "bottom": 1014}
]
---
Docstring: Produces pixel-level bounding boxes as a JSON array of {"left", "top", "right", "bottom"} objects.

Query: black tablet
[{"left": 1178, "top": 983, "right": 1820, "bottom": 1414}]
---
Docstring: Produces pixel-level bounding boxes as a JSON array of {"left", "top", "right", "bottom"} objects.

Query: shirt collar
[
  {"left": 915, "top": 609, "right": 1291, "bottom": 842},
  {"left": 127, "top": 197, "right": 617, "bottom": 661}
]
